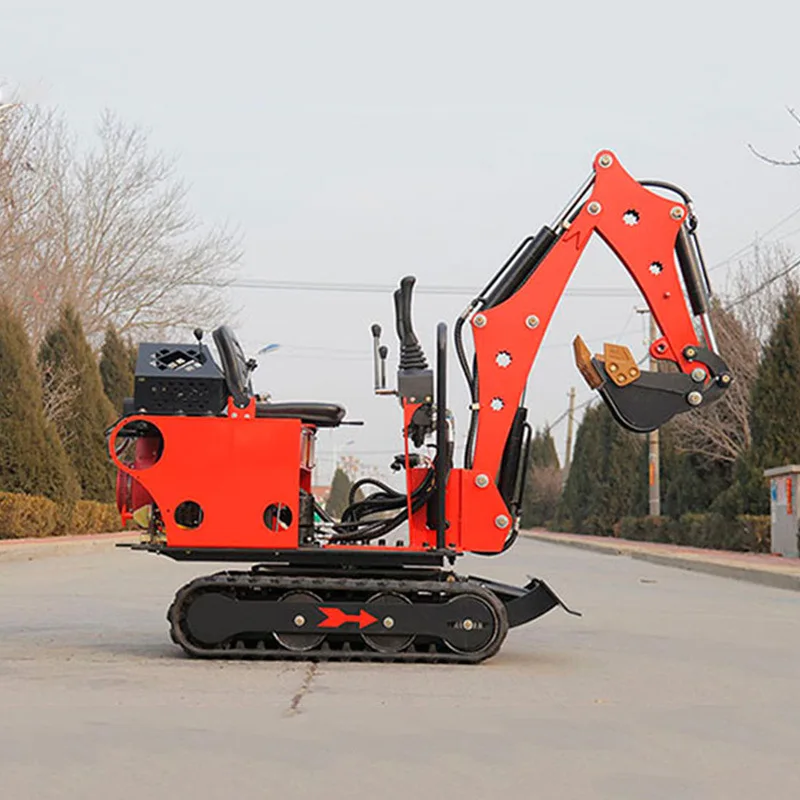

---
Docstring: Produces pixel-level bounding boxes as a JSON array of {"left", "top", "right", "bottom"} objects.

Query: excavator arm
[{"left": 462, "top": 149, "right": 732, "bottom": 481}]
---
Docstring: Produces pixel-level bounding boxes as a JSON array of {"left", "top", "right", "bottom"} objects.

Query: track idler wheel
[
  {"left": 361, "top": 592, "right": 415, "bottom": 653},
  {"left": 273, "top": 590, "right": 326, "bottom": 652},
  {"left": 443, "top": 594, "right": 506, "bottom": 655}
]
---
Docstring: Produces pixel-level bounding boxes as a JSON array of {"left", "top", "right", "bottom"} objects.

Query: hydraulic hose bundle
[{"left": 318, "top": 470, "right": 436, "bottom": 543}]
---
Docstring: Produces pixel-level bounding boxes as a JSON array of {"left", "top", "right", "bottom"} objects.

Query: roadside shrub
[
  {"left": 0, "top": 492, "right": 59, "bottom": 539},
  {"left": 60, "top": 500, "right": 123, "bottom": 535},
  {"left": 0, "top": 491, "right": 123, "bottom": 539},
  {"left": 615, "top": 513, "right": 770, "bottom": 553}
]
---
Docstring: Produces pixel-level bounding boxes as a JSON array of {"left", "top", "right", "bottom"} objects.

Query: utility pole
[
  {"left": 647, "top": 312, "right": 661, "bottom": 517},
  {"left": 636, "top": 308, "right": 661, "bottom": 517},
  {"left": 564, "top": 386, "right": 576, "bottom": 472}
]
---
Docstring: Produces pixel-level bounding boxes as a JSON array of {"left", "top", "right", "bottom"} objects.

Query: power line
[
  {"left": 724, "top": 255, "right": 800, "bottom": 310},
  {"left": 708, "top": 202, "right": 800, "bottom": 272},
  {"left": 203, "top": 278, "right": 638, "bottom": 299}
]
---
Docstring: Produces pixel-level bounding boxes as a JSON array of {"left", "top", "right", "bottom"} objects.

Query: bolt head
[
  {"left": 383, "top": 616, "right": 395, "bottom": 629},
  {"left": 691, "top": 368, "right": 705, "bottom": 383},
  {"left": 473, "top": 313, "right": 487, "bottom": 328},
  {"left": 293, "top": 615, "right": 306, "bottom": 627},
  {"left": 587, "top": 201, "right": 602, "bottom": 216},
  {"left": 475, "top": 474, "right": 490, "bottom": 488},
  {"left": 687, "top": 391, "right": 703, "bottom": 407},
  {"left": 608, "top": 363, "right": 618, "bottom": 372},
  {"left": 495, "top": 514, "right": 510, "bottom": 529},
  {"left": 462, "top": 619, "right": 475, "bottom": 632},
  {"left": 598, "top": 153, "right": 613, "bottom": 168},
  {"left": 525, "top": 314, "right": 540, "bottom": 329},
  {"left": 684, "top": 347, "right": 697, "bottom": 359},
  {"left": 671, "top": 206, "right": 685, "bottom": 220},
  {"left": 720, "top": 374, "right": 732, "bottom": 385}
]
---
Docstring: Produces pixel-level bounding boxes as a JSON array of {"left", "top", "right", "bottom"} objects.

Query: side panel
[{"left": 110, "top": 415, "right": 302, "bottom": 549}]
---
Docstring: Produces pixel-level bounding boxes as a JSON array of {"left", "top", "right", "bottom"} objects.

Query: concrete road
[{"left": 1, "top": 539, "right": 798, "bottom": 800}]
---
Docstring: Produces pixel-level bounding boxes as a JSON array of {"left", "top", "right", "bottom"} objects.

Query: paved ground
[{"left": 1, "top": 538, "right": 798, "bottom": 800}]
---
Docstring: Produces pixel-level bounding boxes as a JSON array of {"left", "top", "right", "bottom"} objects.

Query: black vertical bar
[{"left": 435, "top": 322, "right": 448, "bottom": 550}]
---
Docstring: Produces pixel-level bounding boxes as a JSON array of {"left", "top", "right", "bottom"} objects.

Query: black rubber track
[{"left": 167, "top": 571, "right": 510, "bottom": 664}]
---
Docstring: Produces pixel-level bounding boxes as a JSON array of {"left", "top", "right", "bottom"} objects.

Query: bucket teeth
[
  {"left": 573, "top": 336, "right": 641, "bottom": 390},
  {"left": 602, "top": 342, "right": 640, "bottom": 387},
  {"left": 572, "top": 335, "right": 603, "bottom": 389}
]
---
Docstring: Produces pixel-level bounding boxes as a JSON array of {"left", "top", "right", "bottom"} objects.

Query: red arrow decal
[{"left": 318, "top": 607, "right": 378, "bottom": 629}]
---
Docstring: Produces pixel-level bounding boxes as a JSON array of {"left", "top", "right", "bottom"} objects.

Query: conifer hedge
[
  {"left": 39, "top": 306, "right": 118, "bottom": 503},
  {"left": 0, "top": 301, "right": 79, "bottom": 501}
]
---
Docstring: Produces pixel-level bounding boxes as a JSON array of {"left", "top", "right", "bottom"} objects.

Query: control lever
[
  {"left": 193, "top": 328, "right": 206, "bottom": 363},
  {"left": 371, "top": 324, "right": 382, "bottom": 391},
  {"left": 378, "top": 345, "right": 388, "bottom": 390},
  {"left": 393, "top": 275, "right": 428, "bottom": 370},
  {"left": 370, "top": 325, "right": 395, "bottom": 395}
]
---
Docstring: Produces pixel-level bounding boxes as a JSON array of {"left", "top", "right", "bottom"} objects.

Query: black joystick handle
[{"left": 393, "top": 276, "right": 428, "bottom": 370}]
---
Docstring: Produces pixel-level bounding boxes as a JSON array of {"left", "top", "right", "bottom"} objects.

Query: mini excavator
[{"left": 108, "top": 150, "right": 731, "bottom": 663}]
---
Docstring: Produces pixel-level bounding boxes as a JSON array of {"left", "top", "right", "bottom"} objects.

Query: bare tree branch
[
  {"left": 39, "top": 357, "right": 81, "bottom": 448},
  {"left": 673, "top": 244, "right": 794, "bottom": 463},
  {"left": 748, "top": 106, "right": 800, "bottom": 166},
  {"left": 1, "top": 105, "right": 242, "bottom": 346}
]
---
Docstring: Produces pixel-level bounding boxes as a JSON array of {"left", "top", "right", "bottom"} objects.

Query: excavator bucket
[{"left": 572, "top": 335, "right": 698, "bottom": 434}]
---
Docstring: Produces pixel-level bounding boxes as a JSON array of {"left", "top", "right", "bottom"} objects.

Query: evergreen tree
[
  {"left": 99, "top": 325, "right": 135, "bottom": 413},
  {"left": 632, "top": 423, "right": 733, "bottom": 518},
  {"left": 750, "top": 283, "right": 800, "bottom": 469},
  {"left": 556, "top": 404, "right": 642, "bottom": 534},
  {"left": 38, "top": 305, "right": 118, "bottom": 502},
  {"left": 721, "top": 282, "right": 800, "bottom": 516},
  {"left": 325, "top": 467, "right": 353, "bottom": 520},
  {"left": 0, "top": 301, "right": 79, "bottom": 500},
  {"left": 521, "top": 427, "right": 562, "bottom": 528}
]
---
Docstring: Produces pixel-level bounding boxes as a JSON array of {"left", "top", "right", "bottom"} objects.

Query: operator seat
[{"left": 255, "top": 401, "right": 346, "bottom": 428}]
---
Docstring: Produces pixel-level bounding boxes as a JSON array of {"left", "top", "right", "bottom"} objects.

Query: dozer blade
[{"left": 573, "top": 335, "right": 697, "bottom": 433}]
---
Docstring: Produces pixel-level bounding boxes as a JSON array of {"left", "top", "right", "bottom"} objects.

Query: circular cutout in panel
[
  {"left": 495, "top": 351, "right": 512, "bottom": 368},
  {"left": 490, "top": 397, "right": 505, "bottom": 412},
  {"left": 623, "top": 209, "right": 640, "bottom": 226},
  {"left": 174, "top": 500, "right": 204, "bottom": 529},
  {"left": 114, "top": 421, "right": 164, "bottom": 470},
  {"left": 649, "top": 261, "right": 663, "bottom": 275},
  {"left": 263, "top": 503, "right": 293, "bottom": 532}
]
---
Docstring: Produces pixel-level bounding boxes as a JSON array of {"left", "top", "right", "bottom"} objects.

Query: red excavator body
[{"left": 108, "top": 151, "right": 731, "bottom": 662}]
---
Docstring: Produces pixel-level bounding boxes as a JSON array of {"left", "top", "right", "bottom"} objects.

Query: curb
[
  {"left": 524, "top": 532, "right": 800, "bottom": 593},
  {"left": 0, "top": 532, "right": 137, "bottom": 563},
  {"left": 628, "top": 551, "right": 800, "bottom": 592}
]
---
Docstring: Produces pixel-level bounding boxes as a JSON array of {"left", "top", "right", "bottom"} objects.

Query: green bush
[
  {"left": 615, "top": 513, "right": 770, "bottom": 553},
  {"left": 0, "top": 491, "right": 123, "bottom": 539}
]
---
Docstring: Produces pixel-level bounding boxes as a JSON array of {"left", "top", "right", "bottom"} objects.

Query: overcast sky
[{"left": 5, "top": 0, "right": 800, "bottom": 482}]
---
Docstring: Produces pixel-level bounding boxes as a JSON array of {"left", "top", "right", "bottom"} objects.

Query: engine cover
[{"left": 132, "top": 342, "right": 227, "bottom": 415}]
